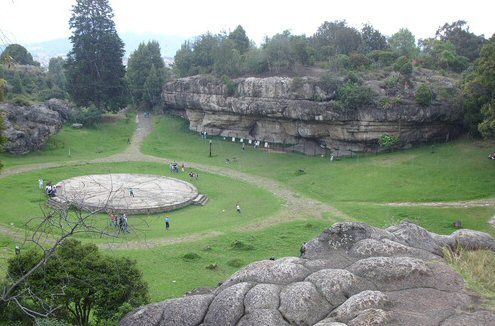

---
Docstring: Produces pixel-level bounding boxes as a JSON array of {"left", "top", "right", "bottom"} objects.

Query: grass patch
[
  {"left": 444, "top": 247, "right": 495, "bottom": 307},
  {"left": 0, "top": 114, "right": 136, "bottom": 168},
  {"left": 182, "top": 252, "right": 201, "bottom": 261},
  {"left": 0, "top": 162, "right": 281, "bottom": 241},
  {"left": 142, "top": 115, "right": 495, "bottom": 203},
  {"left": 112, "top": 219, "right": 330, "bottom": 300}
]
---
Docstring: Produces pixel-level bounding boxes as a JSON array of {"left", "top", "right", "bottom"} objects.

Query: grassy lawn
[
  {"left": 112, "top": 219, "right": 331, "bottom": 301},
  {"left": 334, "top": 202, "right": 495, "bottom": 236},
  {"left": 0, "top": 162, "right": 281, "bottom": 241},
  {"left": 0, "top": 114, "right": 136, "bottom": 168},
  {"left": 142, "top": 115, "right": 495, "bottom": 203}
]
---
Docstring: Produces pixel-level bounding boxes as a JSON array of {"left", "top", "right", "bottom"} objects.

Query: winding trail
[
  {"left": 0, "top": 113, "right": 349, "bottom": 249},
  {"left": 2, "top": 113, "right": 494, "bottom": 249}
]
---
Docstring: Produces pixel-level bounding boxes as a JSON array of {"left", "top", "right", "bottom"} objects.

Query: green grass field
[
  {"left": 0, "top": 114, "right": 135, "bottom": 168},
  {"left": 1, "top": 113, "right": 495, "bottom": 306},
  {"left": 0, "top": 162, "right": 281, "bottom": 241},
  {"left": 142, "top": 115, "right": 495, "bottom": 203}
]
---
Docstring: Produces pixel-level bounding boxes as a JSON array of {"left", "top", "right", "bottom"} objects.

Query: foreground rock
[
  {"left": 163, "top": 75, "right": 462, "bottom": 155},
  {"left": 121, "top": 221, "right": 495, "bottom": 325},
  {"left": 0, "top": 99, "right": 71, "bottom": 154}
]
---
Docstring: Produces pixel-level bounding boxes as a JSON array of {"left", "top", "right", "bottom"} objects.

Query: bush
[
  {"left": 415, "top": 83, "right": 433, "bottom": 107},
  {"left": 205, "top": 263, "right": 218, "bottom": 270},
  {"left": 336, "top": 82, "right": 376, "bottom": 110},
  {"left": 318, "top": 73, "right": 341, "bottom": 94},
  {"left": 230, "top": 240, "right": 255, "bottom": 251},
  {"left": 349, "top": 53, "right": 372, "bottom": 69},
  {"left": 9, "top": 94, "right": 34, "bottom": 106},
  {"left": 221, "top": 75, "right": 237, "bottom": 96},
  {"left": 378, "top": 134, "right": 400, "bottom": 150},
  {"left": 227, "top": 259, "right": 244, "bottom": 268},
  {"left": 182, "top": 252, "right": 201, "bottom": 261},
  {"left": 368, "top": 50, "right": 398, "bottom": 66},
  {"left": 70, "top": 104, "right": 102, "bottom": 126},
  {"left": 393, "top": 56, "right": 413, "bottom": 76},
  {"left": 38, "top": 88, "right": 68, "bottom": 101},
  {"left": 379, "top": 96, "right": 403, "bottom": 109}
]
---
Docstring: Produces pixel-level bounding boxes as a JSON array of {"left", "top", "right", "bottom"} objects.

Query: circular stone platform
[{"left": 52, "top": 173, "right": 199, "bottom": 215}]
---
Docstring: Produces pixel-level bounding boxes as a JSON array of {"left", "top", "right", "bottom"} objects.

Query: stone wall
[{"left": 163, "top": 76, "right": 462, "bottom": 155}]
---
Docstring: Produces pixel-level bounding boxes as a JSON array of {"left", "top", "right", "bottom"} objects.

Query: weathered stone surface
[
  {"left": 163, "top": 75, "right": 462, "bottom": 154},
  {"left": 237, "top": 309, "right": 289, "bottom": 326},
  {"left": 0, "top": 100, "right": 68, "bottom": 154},
  {"left": 279, "top": 281, "right": 331, "bottom": 325},
  {"left": 219, "top": 259, "right": 311, "bottom": 289},
  {"left": 244, "top": 283, "right": 280, "bottom": 312},
  {"left": 329, "top": 290, "right": 390, "bottom": 322},
  {"left": 121, "top": 295, "right": 213, "bottom": 326},
  {"left": 203, "top": 282, "right": 252, "bottom": 326},
  {"left": 121, "top": 222, "right": 495, "bottom": 325}
]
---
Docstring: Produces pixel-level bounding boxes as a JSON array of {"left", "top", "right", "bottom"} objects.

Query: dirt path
[
  {"left": 0, "top": 113, "right": 349, "bottom": 249},
  {"left": 381, "top": 198, "right": 495, "bottom": 208}
]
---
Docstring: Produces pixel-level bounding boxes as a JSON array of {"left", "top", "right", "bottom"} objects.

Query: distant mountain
[{"left": 24, "top": 32, "right": 189, "bottom": 66}]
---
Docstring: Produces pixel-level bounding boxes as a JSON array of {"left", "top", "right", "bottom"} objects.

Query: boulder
[
  {"left": 121, "top": 222, "right": 495, "bottom": 325},
  {"left": 0, "top": 99, "right": 71, "bottom": 154}
]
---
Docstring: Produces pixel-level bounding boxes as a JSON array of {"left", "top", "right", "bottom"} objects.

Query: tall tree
[
  {"left": 65, "top": 0, "right": 127, "bottom": 111},
  {"left": 0, "top": 44, "right": 38, "bottom": 66},
  {"left": 360, "top": 24, "right": 388, "bottom": 52},
  {"left": 313, "top": 20, "right": 362, "bottom": 55},
  {"left": 435, "top": 20, "right": 485, "bottom": 61},
  {"left": 47, "top": 57, "right": 67, "bottom": 91},
  {"left": 228, "top": 25, "right": 251, "bottom": 54},
  {"left": 463, "top": 35, "right": 495, "bottom": 137},
  {"left": 389, "top": 28, "right": 418, "bottom": 57},
  {"left": 127, "top": 41, "right": 165, "bottom": 108}
]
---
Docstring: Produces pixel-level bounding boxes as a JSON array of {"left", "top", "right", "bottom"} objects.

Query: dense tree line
[{"left": 173, "top": 20, "right": 486, "bottom": 78}]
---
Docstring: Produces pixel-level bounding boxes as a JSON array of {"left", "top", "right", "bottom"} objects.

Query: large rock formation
[
  {"left": 0, "top": 99, "right": 70, "bottom": 154},
  {"left": 163, "top": 75, "right": 462, "bottom": 155},
  {"left": 121, "top": 221, "right": 495, "bottom": 326}
]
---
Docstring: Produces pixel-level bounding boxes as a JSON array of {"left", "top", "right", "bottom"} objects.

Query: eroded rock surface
[
  {"left": 121, "top": 221, "right": 495, "bottom": 326},
  {"left": 162, "top": 76, "right": 462, "bottom": 154},
  {"left": 0, "top": 99, "right": 71, "bottom": 154}
]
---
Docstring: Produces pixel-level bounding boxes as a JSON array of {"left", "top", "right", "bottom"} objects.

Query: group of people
[
  {"left": 110, "top": 212, "right": 130, "bottom": 233},
  {"left": 39, "top": 178, "right": 58, "bottom": 197},
  {"left": 169, "top": 161, "right": 185, "bottom": 173}
]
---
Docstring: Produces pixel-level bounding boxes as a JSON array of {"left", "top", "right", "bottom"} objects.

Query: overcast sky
[{"left": 1, "top": 0, "right": 494, "bottom": 46}]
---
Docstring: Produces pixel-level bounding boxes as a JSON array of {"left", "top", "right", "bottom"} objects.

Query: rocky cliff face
[
  {"left": 0, "top": 99, "right": 70, "bottom": 154},
  {"left": 121, "top": 221, "right": 495, "bottom": 326},
  {"left": 163, "top": 76, "right": 462, "bottom": 155}
]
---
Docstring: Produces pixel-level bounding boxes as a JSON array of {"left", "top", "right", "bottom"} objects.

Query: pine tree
[
  {"left": 66, "top": 0, "right": 127, "bottom": 111},
  {"left": 127, "top": 41, "right": 165, "bottom": 108}
]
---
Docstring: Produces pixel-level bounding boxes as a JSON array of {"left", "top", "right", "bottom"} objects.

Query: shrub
[
  {"left": 349, "top": 53, "right": 372, "bottom": 69},
  {"left": 378, "top": 134, "right": 400, "bottom": 150},
  {"left": 415, "top": 83, "right": 433, "bottom": 107},
  {"left": 318, "top": 73, "right": 341, "bottom": 95},
  {"left": 379, "top": 96, "right": 403, "bottom": 109},
  {"left": 9, "top": 94, "right": 34, "bottom": 106},
  {"left": 383, "top": 75, "right": 404, "bottom": 96},
  {"left": 69, "top": 104, "right": 102, "bottom": 126},
  {"left": 227, "top": 259, "right": 244, "bottom": 268},
  {"left": 336, "top": 82, "right": 376, "bottom": 110},
  {"left": 38, "top": 88, "right": 68, "bottom": 101},
  {"left": 205, "top": 263, "right": 218, "bottom": 270},
  {"left": 221, "top": 75, "right": 237, "bottom": 96},
  {"left": 368, "top": 50, "right": 398, "bottom": 66},
  {"left": 231, "top": 240, "right": 255, "bottom": 251},
  {"left": 182, "top": 252, "right": 201, "bottom": 260},
  {"left": 393, "top": 56, "right": 413, "bottom": 76}
]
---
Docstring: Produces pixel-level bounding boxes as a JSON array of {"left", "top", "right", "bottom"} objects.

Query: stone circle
[{"left": 52, "top": 173, "right": 199, "bottom": 214}]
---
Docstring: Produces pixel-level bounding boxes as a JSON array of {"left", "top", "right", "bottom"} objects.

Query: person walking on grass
[
  {"left": 236, "top": 203, "right": 241, "bottom": 214},
  {"left": 165, "top": 216, "right": 171, "bottom": 230}
]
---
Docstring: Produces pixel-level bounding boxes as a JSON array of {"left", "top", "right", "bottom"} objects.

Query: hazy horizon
[{"left": 1, "top": 0, "right": 494, "bottom": 49}]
